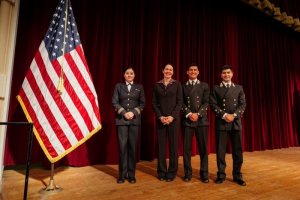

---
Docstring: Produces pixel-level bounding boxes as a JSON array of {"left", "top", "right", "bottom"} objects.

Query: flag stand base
[
  {"left": 39, "top": 163, "right": 63, "bottom": 194},
  {"left": 39, "top": 179, "right": 62, "bottom": 194}
]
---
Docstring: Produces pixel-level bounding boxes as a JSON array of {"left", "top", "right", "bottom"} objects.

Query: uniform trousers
[
  {"left": 117, "top": 125, "right": 139, "bottom": 179},
  {"left": 216, "top": 130, "right": 243, "bottom": 179},
  {"left": 183, "top": 126, "right": 208, "bottom": 178}
]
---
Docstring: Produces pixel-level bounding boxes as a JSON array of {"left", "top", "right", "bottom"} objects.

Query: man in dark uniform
[
  {"left": 182, "top": 64, "right": 210, "bottom": 183},
  {"left": 112, "top": 67, "right": 145, "bottom": 184},
  {"left": 210, "top": 64, "right": 246, "bottom": 186}
]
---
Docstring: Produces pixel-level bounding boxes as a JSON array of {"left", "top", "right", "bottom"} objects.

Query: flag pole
[
  {"left": 41, "top": 0, "right": 70, "bottom": 194},
  {"left": 41, "top": 0, "right": 69, "bottom": 193}
]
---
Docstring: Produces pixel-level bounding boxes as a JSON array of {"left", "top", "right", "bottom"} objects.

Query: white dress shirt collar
[
  {"left": 186, "top": 79, "right": 200, "bottom": 85},
  {"left": 221, "top": 81, "right": 235, "bottom": 87}
]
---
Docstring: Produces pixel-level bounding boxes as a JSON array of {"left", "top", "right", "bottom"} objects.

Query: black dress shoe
[
  {"left": 201, "top": 178, "right": 209, "bottom": 183},
  {"left": 128, "top": 177, "right": 136, "bottom": 184},
  {"left": 183, "top": 176, "right": 191, "bottom": 182},
  {"left": 117, "top": 178, "right": 125, "bottom": 184},
  {"left": 215, "top": 177, "right": 225, "bottom": 184},
  {"left": 233, "top": 178, "right": 246, "bottom": 186},
  {"left": 166, "top": 177, "right": 174, "bottom": 182},
  {"left": 158, "top": 176, "right": 165, "bottom": 181}
]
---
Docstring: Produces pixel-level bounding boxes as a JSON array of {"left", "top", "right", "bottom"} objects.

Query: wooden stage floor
[{"left": 1, "top": 147, "right": 300, "bottom": 200}]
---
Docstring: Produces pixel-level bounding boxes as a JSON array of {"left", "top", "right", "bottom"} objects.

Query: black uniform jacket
[
  {"left": 182, "top": 80, "right": 209, "bottom": 127},
  {"left": 112, "top": 83, "right": 145, "bottom": 125},
  {"left": 210, "top": 82, "right": 246, "bottom": 131}
]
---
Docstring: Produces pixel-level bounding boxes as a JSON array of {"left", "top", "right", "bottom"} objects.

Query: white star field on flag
[{"left": 44, "top": 0, "right": 81, "bottom": 61}]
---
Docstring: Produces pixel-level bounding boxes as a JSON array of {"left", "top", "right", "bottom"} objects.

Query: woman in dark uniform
[
  {"left": 112, "top": 67, "right": 145, "bottom": 184},
  {"left": 152, "top": 64, "right": 183, "bottom": 182}
]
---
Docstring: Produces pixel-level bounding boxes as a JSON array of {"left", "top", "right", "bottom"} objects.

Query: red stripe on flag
[
  {"left": 35, "top": 51, "right": 84, "bottom": 141},
  {"left": 74, "top": 46, "right": 101, "bottom": 120},
  {"left": 76, "top": 46, "right": 89, "bottom": 74},
  {"left": 25, "top": 65, "right": 72, "bottom": 150},
  {"left": 19, "top": 88, "right": 59, "bottom": 158},
  {"left": 51, "top": 59, "right": 94, "bottom": 132},
  {"left": 64, "top": 51, "right": 101, "bottom": 122}
]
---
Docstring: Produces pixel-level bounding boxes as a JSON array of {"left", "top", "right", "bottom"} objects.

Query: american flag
[{"left": 17, "top": 0, "right": 101, "bottom": 163}]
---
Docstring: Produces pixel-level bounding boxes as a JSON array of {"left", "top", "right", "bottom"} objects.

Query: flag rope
[{"left": 57, "top": 0, "right": 69, "bottom": 94}]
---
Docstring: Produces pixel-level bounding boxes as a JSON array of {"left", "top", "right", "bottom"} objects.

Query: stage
[{"left": 1, "top": 147, "right": 300, "bottom": 200}]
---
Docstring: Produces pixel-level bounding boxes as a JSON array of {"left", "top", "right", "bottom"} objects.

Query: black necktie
[{"left": 226, "top": 84, "right": 230, "bottom": 88}]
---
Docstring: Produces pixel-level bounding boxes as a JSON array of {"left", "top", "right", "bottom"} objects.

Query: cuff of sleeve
[
  {"left": 118, "top": 108, "right": 126, "bottom": 115},
  {"left": 134, "top": 107, "right": 141, "bottom": 115},
  {"left": 222, "top": 113, "right": 228, "bottom": 119},
  {"left": 186, "top": 112, "right": 192, "bottom": 118}
]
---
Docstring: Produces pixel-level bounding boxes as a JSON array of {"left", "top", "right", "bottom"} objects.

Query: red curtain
[{"left": 4, "top": 0, "right": 299, "bottom": 166}]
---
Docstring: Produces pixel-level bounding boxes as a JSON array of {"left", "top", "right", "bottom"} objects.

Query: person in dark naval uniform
[
  {"left": 112, "top": 67, "right": 145, "bottom": 184},
  {"left": 152, "top": 64, "right": 183, "bottom": 182},
  {"left": 182, "top": 64, "right": 210, "bottom": 183},
  {"left": 210, "top": 64, "right": 246, "bottom": 186}
]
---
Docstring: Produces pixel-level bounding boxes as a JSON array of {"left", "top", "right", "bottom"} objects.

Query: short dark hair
[
  {"left": 220, "top": 64, "right": 233, "bottom": 72},
  {"left": 123, "top": 66, "right": 135, "bottom": 74},
  {"left": 188, "top": 63, "right": 198, "bottom": 70}
]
